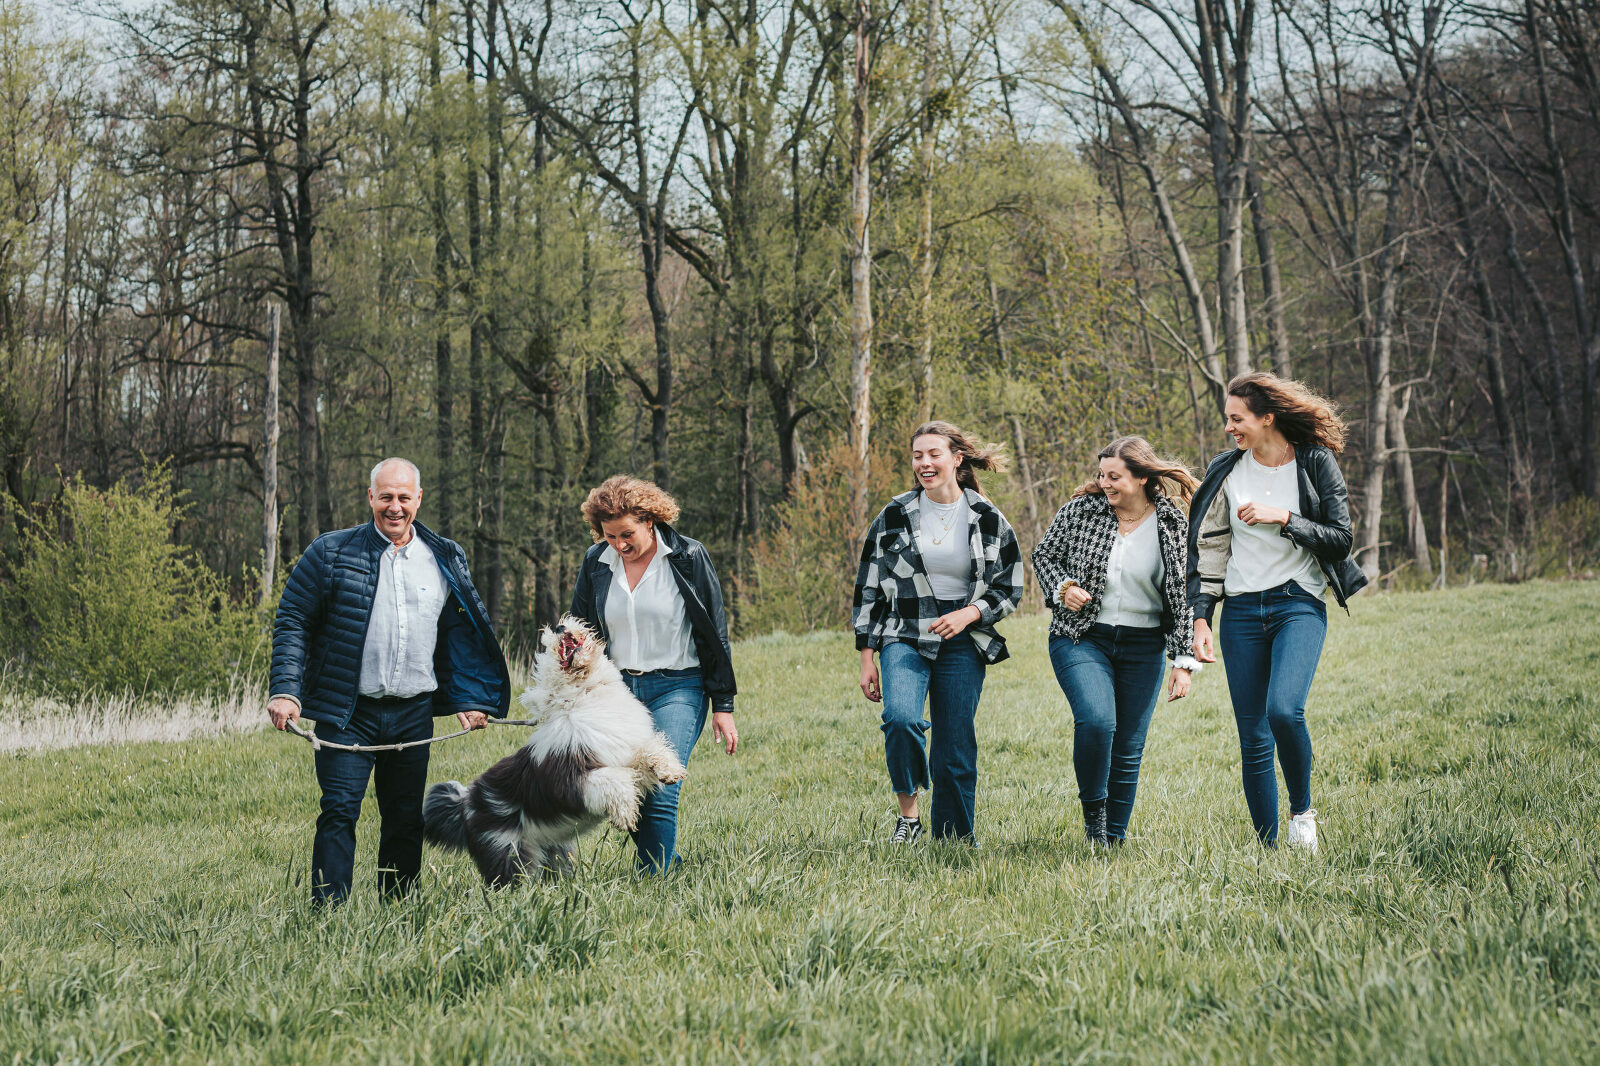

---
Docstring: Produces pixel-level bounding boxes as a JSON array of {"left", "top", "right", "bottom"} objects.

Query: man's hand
[
  {"left": 1193, "top": 618, "right": 1217, "bottom": 663},
  {"left": 267, "top": 697, "right": 301, "bottom": 731},
  {"left": 456, "top": 711, "right": 488, "bottom": 730},
  {"left": 711, "top": 711, "right": 738, "bottom": 755}
]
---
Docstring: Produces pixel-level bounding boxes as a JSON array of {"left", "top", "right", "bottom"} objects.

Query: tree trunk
[
  {"left": 1247, "top": 160, "right": 1289, "bottom": 376},
  {"left": 911, "top": 0, "right": 941, "bottom": 423},
  {"left": 1388, "top": 389, "right": 1432, "bottom": 580},
  {"left": 427, "top": 0, "right": 454, "bottom": 538},
  {"left": 261, "top": 302, "right": 280, "bottom": 605},
  {"left": 987, "top": 273, "right": 1037, "bottom": 533},
  {"left": 847, "top": 0, "right": 873, "bottom": 537}
]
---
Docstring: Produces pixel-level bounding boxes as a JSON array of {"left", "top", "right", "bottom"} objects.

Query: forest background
[{"left": 2, "top": 0, "right": 1597, "bottom": 694}]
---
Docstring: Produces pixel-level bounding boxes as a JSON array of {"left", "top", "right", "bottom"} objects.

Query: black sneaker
[{"left": 890, "top": 816, "right": 924, "bottom": 844}]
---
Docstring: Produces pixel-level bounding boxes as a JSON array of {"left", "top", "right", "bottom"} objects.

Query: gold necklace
[
  {"left": 1114, "top": 501, "right": 1153, "bottom": 533},
  {"left": 927, "top": 498, "right": 961, "bottom": 545}
]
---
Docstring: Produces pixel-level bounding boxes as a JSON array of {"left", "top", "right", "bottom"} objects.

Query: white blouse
[
  {"left": 602, "top": 540, "right": 700, "bottom": 672},
  {"left": 1098, "top": 514, "right": 1164, "bottom": 628},
  {"left": 1223, "top": 451, "right": 1327, "bottom": 597}
]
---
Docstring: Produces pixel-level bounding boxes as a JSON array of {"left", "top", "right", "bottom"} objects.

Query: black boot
[{"left": 1082, "top": 799, "right": 1109, "bottom": 849}]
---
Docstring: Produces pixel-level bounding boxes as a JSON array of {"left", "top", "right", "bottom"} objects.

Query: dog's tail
[{"left": 422, "top": 781, "right": 471, "bottom": 851}]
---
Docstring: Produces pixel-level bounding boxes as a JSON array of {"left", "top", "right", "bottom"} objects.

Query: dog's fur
[{"left": 422, "top": 616, "right": 686, "bottom": 886}]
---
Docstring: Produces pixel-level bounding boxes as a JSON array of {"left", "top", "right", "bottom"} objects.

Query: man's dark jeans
[{"left": 310, "top": 693, "right": 434, "bottom": 904}]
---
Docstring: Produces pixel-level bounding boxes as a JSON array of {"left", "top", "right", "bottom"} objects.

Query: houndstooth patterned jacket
[
  {"left": 852, "top": 488, "right": 1025, "bottom": 664},
  {"left": 1031, "top": 491, "right": 1195, "bottom": 663}
]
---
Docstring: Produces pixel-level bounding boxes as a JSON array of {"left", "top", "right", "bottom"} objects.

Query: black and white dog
[{"left": 423, "top": 616, "right": 686, "bottom": 886}]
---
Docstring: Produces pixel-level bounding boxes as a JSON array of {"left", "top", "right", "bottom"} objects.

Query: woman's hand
[
  {"left": 1236, "top": 502, "right": 1291, "bottom": 526},
  {"left": 1167, "top": 667, "right": 1191, "bottom": 702},
  {"left": 711, "top": 711, "right": 738, "bottom": 755},
  {"left": 1193, "top": 618, "right": 1216, "bottom": 662},
  {"left": 1060, "top": 585, "right": 1092, "bottom": 612},
  {"left": 930, "top": 604, "right": 982, "bottom": 639},
  {"left": 859, "top": 649, "right": 881, "bottom": 702}
]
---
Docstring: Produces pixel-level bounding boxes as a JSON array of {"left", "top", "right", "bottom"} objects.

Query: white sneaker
[{"left": 1286, "top": 809, "right": 1319, "bottom": 854}]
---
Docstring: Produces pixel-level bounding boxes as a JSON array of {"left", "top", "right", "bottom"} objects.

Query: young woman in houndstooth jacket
[
  {"left": 852, "top": 421, "right": 1025, "bottom": 846},
  {"left": 1032, "top": 437, "right": 1202, "bottom": 848}
]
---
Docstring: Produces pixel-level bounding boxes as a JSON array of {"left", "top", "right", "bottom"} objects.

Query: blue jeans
[
  {"left": 621, "top": 668, "right": 707, "bottom": 874},
  {"left": 1219, "top": 581, "right": 1327, "bottom": 845},
  {"left": 311, "top": 693, "right": 435, "bottom": 904},
  {"left": 879, "top": 610, "right": 987, "bottom": 841},
  {"left": 1049, "top": 624, "right": 1166, "bottom": 841}
]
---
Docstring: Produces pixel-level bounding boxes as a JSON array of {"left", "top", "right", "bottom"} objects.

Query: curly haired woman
[{"left": 569, "top": 476, "right": 739, "bottom": 873}]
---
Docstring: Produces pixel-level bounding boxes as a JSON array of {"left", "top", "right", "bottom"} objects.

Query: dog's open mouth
[{"left": 556, "top": 631, "right": 584, "bottom": 671}]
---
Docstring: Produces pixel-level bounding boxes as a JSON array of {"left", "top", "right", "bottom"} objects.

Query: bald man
[{"left": 268, "top": 458, "right": 510, "bottom": 904}]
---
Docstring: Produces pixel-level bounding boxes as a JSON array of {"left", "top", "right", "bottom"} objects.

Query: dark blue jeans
[
  {"left": 620, "top": 668, "right": 707, "bottom": 874},
  {"left": 879, "top": 609, "right": 987, "bottom": 841},
  {"left": 1219, "top": 581, "right": 1327, "bottom": 845},
  {"left": 1049, "top": 624, "right": 1166, "bottom": 841},
  {"left": 311, "top": 693, "right": 435, "bottom": 904}
]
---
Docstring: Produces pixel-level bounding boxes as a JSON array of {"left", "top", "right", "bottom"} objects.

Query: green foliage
[
  {"left": 3, "top": 468, "right": 267, "bottom": 697},
  {"left": 1529, "top": 496, "right": 1600, "bottom": 578},
  {"left": 741, "top": 440, "right": 911, "bottom": 638},
  {"left": 1, "top": 584, "right": 1599, "bottom": 1062}
]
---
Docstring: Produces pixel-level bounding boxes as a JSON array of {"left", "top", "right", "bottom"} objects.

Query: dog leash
[{"left": 282, "top": 717, "right": 538, "bottom": 754}]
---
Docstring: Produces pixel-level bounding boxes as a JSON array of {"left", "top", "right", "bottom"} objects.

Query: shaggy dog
[{"left": 423, "top": 616, "right": 686, "bottom": 886}]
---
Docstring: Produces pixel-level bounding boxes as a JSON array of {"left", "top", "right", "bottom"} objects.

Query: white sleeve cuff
[
  {"left": 1171, "top": 655, "right": 1202, "bottom": 673},
  {"left": 268, "top": 693, "right": 302, "bottom": 710}
]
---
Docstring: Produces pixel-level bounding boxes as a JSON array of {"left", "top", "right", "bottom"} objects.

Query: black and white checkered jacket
[
  {"left": 1031, "top": 491, "right": 1194, "bottom": 663},
  {"left": 852, "top": 488, "right": 1025, "bottom": 664}
]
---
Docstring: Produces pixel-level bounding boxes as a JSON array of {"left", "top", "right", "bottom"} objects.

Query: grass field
[{"left": 2, "top": 581, "right": 1598, "bottom": 1064}]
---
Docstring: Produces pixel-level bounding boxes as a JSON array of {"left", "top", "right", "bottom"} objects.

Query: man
[{"left": 267, "top": 458, "right": 510, "bottom": 904}]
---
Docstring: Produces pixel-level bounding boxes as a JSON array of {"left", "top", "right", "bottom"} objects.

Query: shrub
[
  {"left": 1529, "top": 496, "right": 1600, "bottom": 578},
  {"left": 739, "top": 441, "right": 914, "bottom": 638},
  {"left": 3, "top": 468, "right": 266, "bottom": 696}
]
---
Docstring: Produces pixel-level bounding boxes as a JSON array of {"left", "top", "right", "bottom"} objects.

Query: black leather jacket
[
  {"left": 569, "top": 523, "right": 738, "bottom": 715},
  {"left": 1186, "top": 444, "right": 1369, "bottom": 624}
]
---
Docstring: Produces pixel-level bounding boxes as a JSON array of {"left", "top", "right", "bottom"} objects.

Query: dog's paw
[
  {"left": 655, "top": 759, "right": 687, "bottom": 785},
  {"left": 608, "top": 801, "right": 640, "bottom": 833}
]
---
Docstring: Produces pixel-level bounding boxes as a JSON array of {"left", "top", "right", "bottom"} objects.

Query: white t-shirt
[
  {"left": 1099, "top": 513, "right": 1164, "bottom": 628},
  {"left": 1223, "top": 451, "right": 1327, "bottom": 597},
  {"left": 916, "top": 494, "right": 972, "bottom": 601},
  {"left": 602, "top": 540, "right": 700, "bottom": 672}
]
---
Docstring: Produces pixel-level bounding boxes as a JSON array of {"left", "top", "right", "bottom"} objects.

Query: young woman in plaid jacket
[
  {"left": 1032, "top": 437, "right": 1201, "bottom": 848},
  {"left": 851, "top": 421, "right": 1025, "bottom": 845}
]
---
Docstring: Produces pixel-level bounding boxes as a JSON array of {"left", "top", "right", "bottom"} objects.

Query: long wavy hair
[
  {"left": 580, "top": 475, "right": 681, "bottom": 540},
  {"left": 1072, "top": 436, "right": 1200, "bottom": 508},
  {"left": 1227, "top": 372, "right": 1348, "bottom": 452},
  {"left": 910, "top": 421, "right": 1008, "bottom": 497}
]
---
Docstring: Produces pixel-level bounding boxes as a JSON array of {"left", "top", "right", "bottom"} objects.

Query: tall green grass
[{"left": 2, "top": 582, "right": 1596, "bottom": 1064}]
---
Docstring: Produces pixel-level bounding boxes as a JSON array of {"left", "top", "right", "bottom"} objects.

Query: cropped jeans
[
  {"left": 1048, "top": 624, "right": 1167, "bottom": 841},
  {"left": 1219, "top": 581, "right": 1327, "bottom": 845},
  {"left": 879, "top": 600, "right": 988, "bottom": 842},
  {"left": 620, "top": 668, "right": 707, "bottom": 874},
  {"left": 311, "top": 693, "right": 435, "bottom": 905}
]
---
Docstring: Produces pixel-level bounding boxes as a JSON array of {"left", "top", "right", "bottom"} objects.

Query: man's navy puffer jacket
[{"left": 270, "top": 520, "right": 510, "bottom": 728}]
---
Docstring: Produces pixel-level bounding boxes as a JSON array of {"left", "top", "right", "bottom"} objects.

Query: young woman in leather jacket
[{"left": 1186, "top": 373, "right": 1368, "bottom": 853}]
